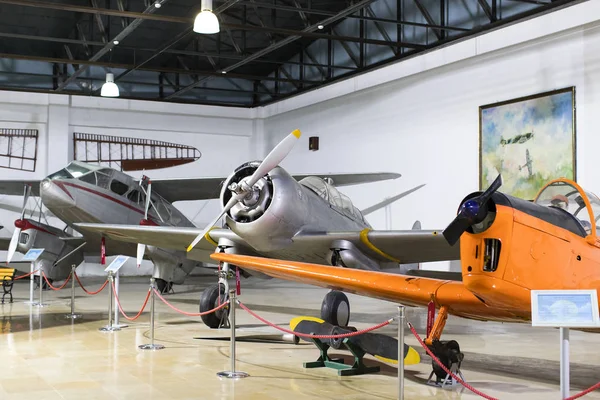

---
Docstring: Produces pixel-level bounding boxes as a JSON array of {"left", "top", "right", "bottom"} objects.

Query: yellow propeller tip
[
  {"left": 292, "top": 129, "right": 301, "bottom": 138},
  {"left": 186, "top": 245, "right": 193, "bottom": 252}
]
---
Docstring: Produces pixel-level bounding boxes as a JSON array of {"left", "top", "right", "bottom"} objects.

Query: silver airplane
[
  {"left": 77, "top": 130, "right": 459, "bottom": 329},
  {"left": 0, "top": 160, "right": 402, "bottom": 292}
]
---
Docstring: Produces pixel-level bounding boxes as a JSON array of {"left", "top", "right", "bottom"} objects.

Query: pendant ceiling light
[
  {"left": 193, "top": 0, "right": 219, "bottom": 34},
  {"left": 100, "top": 73, "right": 120, "bottom": 97}
]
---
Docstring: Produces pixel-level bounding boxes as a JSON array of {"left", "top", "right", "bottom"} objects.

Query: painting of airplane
[
  {"left": 499, "top": 131, "right": 534, "bottom": 146},
  {"left": 518, "top": 149, "right": 533, "bottom": 178},
  {"left": 76, "top": 130, "right": 459, "bottom": 329},
  {"left": 0, "top": 158, "right": 404, "bottom": 292},
  {"left": 207, "top": 175, "right": 600, "bottom": 378}
]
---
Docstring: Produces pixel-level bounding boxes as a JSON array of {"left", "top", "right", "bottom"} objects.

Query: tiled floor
[{"left": 1, "top": 275, "right": 599, "bottom": 399}]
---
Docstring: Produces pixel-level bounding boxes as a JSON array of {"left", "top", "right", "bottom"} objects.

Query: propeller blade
[
  {"left": 20, "top": 185, "right": 31, "bottom": 219},
  {"left": 442, "top": 216, "right": 471, "bottom": 246},
  {"left": 246, "top": 129, "right": 301, "bottom": 188},
  {"left": 478, "top": 174, "right": 502, "bottom": 206},
  {"left": 136, "top": 243, "right": 146, "bottom": 268},
  {"left": 6, "top": 227, "right": 21, "bottom": 264},
  {"left": 187, "top": 195, "right": 240, "bottom": 252}
]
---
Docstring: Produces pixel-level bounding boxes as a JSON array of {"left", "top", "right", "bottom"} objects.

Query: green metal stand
[{"left": 303, "top": 337, "right": 380, "bottom": 376}]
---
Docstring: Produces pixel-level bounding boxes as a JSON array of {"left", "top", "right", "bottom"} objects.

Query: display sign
[
  {"left": 531, "top": 290, "right": 600, "bottom": 328},
  {"left": 22, "top": 248, "right": 44, "bottom": 261},
  {"left": 104, "top": 255, "right": 129, "bottom": 273}
]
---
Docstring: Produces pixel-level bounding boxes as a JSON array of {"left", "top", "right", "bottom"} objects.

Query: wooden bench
[{"left": 0, "top": 268, "right": 16, "bottom": 304}]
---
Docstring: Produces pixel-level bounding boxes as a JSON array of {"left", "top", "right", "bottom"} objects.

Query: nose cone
[{"left": 40, "top": 179, "right": 76, "bottom": 208}]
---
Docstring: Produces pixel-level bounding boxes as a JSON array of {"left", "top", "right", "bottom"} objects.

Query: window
[
  {"left": 127, "top": 190, "right": 141, "bottom": 204},
  {"left": 78, "top": 172, "right": 97, "bottom": 186},
  {"left": 110, "top": 180, "right": 129, "bottom": 196}
]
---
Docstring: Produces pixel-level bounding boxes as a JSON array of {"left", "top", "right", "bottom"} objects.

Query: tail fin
[{"left": 360, "top": 184, "right": 425, "bottom": 217}]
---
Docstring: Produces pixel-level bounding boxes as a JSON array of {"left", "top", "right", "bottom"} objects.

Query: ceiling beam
[
  {"left": 413, "top": 0, "right": 442, "bottom": 41},
  {"left": 477, "top": 0, "right": 497, "bottom": 22},
  {"left": 0, "top": 52, "right": 321, "bottom": 85},
  {"left": 55, "top": 0, "right": 169, "bottom": 91},
  {"left": 166, "top": 0, "right": 379, "bottom": 99}
]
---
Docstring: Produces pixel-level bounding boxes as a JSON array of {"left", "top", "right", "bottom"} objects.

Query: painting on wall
[{"left": 479, "top": 87, "right": 576, "bottom": 200}]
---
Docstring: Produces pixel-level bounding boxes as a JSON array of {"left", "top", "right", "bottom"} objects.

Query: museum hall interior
[{"left": 0, "top": 0, "right": 599, "bottom": 399}]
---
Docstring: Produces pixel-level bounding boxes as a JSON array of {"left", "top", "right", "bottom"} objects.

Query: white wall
[
  {"left": 261, "top": 1, "right": 599, "bottom": 270},
  {"left": 0, "top": 92, "right": 256, "bottom": 275}
]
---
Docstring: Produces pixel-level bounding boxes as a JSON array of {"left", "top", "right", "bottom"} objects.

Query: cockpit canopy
[
  {"left": 299, "top": 176, "right": 367, "bottom": 224},
  {"left": 534, "top": 179, "right": 600, "bottom": 237}
]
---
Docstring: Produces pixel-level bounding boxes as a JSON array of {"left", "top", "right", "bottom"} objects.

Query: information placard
[
  {"left": 104, "top": 255, "right": 129, "bottom": 273},
  {"left": 531, "top": 290, "right": 600, "bottom": 328},
  {"left": 22, "top": 248, "right": 44, "bottom": 261}
]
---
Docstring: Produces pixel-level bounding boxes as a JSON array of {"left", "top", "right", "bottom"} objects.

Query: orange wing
[{"left": 211, "top": 253, "right": 521, "bottom": 322}]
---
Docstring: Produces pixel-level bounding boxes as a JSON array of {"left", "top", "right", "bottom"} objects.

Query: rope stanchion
[
  {"left": 14, "top": 270, "right": 39, "bottom": 280},
  {"left": 565, "top": 382, "right": 600, "bottom": 400},
  {"left": 65, "top": 265, "right": 82, "bottom": 320},
  {"left": 153, "top": 288, "right": 230, "bottom": 316},
  {"left": 111, "top": 281, "right": 151, "bottom": 322},
  {"left": 237, "top": 300, "right": 392, "bottom": 339},
  {"left": 408, "top": 322, "right": 498, "bottom": 400},
  {"left": 139, "top": 278, "right": 164, "bottom": 350},
  {"left": 41, "top": 271, "right": 71, "bottom": 291},
  {"left": 74, "top": 272, "right": 108, "bottom": 295}
]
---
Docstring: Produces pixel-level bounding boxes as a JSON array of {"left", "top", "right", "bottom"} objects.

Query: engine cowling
[{"left": 220, "top": 161, "right": 308, "bottom": 252}]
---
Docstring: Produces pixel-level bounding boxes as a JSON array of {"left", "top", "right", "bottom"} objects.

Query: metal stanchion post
[
  {"left": 26, "top": 261, "right": 34, "bottom": 304},
  {"left": 560, "top": 327, "right": 570, "bottom": 399},
  {"left": 35, "top": 269, "right": 46, "bottom": 307},
  {"left": 139, "top": 278, "right": 164, "bottom": 350},
  {"left": 217, "top": 290, "right": 249, "bottom": 379},
  {"left": 398, "top": 305, "right": 405, "bottom": 400},
  {"left": 99, "top": 272, "right": 120, "bottom": 332},
  {"left": 65, "top": 265, "right": 82, "bottom": 319}
]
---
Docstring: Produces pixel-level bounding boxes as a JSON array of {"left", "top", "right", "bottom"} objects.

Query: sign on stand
[
  {"left": 23, "top": 248, "right": 44, "bottom": 305},
  {"left": 531, "top": 290, "right": 600, "bottom": 399},
  {"left": 105, "top": 255, "right": 129, "bottom": 329}
]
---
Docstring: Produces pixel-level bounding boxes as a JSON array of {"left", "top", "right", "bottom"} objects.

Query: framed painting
[{"left": 479, "top": 87, "right": 576, "bottom": 200}]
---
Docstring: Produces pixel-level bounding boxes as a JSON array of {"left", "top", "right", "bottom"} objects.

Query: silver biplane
[
  {"left": 0, "top": 149, "right": 402, "bottom": 292},
  {"left": 77, "top": 130, "right": 459, "bottom": 328}
]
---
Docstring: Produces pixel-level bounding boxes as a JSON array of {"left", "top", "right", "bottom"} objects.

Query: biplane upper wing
[
  {"left": 0, "top": 180, "right": 41, "bottom": 196},
  {"left": 150, "top": 172, "right": 401, "bottom": 203},
  {"left": 210, "top": 253, "right": 516, "bottom": 322}
]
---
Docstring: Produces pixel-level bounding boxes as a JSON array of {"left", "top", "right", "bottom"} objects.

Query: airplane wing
[
  {"left": 292, "top": 230, "right": 459, "bottom": 264},
  {"left": 210, "top": 253, "right": 516, "bottom": 322},
  {"left": 0, "top": 236, "right": 10, "bottom": 251},
  {"left": 149, "top": 173, "right": 401, "bottom": 203},
  {"left": 0, "top": 180, "right": 41, "bottom": 196}
]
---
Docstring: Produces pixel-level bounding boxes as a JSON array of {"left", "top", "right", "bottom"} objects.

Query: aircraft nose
[{"left": 40, "top": 179, "right": 76, "bottom": 208}]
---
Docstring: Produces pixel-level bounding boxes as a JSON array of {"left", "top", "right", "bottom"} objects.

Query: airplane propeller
[
  {"left": 136, "top": 179, "right": 153, "bottom": 268},
  {"left": 186, "top": 129, "right": 302, "bottom": 252},
  {"left": 442, "top": 175, "right": 502, "bottom": 246},
  {"left": 6, "top": 185, "right": 32, "bottom": 265}
]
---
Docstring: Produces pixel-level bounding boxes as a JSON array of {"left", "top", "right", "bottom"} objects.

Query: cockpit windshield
[
  {"left": 299, "top": 176, "right": 366, "bottom": 223},
  {"left": 534, "top": 180, "right": 600, "bottom": 235},
  {"left": 47, "top": 161, "right": 100, "bottom": 181}
]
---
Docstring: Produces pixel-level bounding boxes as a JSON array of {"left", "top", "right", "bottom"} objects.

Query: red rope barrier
[
  {"left": 41, "top": 271, "right": 71, "bottom": 291},
  {"left": 74, "top": 272, "right": 108, "bottom": 295},
  {"left": 111, "top": 281, "right": 151, "bottom": 321},
  {"left": 237, "top": 301, "right": 392, "bottom": 339},
  {"left": 13, "top": 270, "right": 39, "bottom": 280},
  {"left": 152, "top": 288, "right": 230, "bottom": 316},
  {"left": 408, "top": 322, "right": 498, "bottom": 400},
  {"left": 565, "top": 382, "right": 600, "bottom": 400}
]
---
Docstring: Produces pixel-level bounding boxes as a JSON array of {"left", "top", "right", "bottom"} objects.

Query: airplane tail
[{"left": 360, "top": 184, "right": 426, "bottom": 217}]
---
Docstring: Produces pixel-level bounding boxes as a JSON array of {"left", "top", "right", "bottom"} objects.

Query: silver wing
[
  {"left": 0, "top": 180, "right": 42, "bottom": 196},
  {"left": 74, "top": 223, "right": 458, "bottom": 265},
  {"left": 150, "top": 172, "right": 401, "bottom": 203}
]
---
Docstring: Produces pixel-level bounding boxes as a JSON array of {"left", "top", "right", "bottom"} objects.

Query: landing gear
[
  {"left": 424, "top": 305, "right": 465, "bottom": 386},
  {"left": 199, "top": 283, "right": 229, "bottom": 329},
  {"left": 320, "top": 291, "right": 350, "bottom": 327},
  {"left": 155, "top": 278, "right": 173, "bottom": 294}
]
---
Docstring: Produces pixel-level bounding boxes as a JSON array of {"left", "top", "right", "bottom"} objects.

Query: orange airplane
[{"left": 211, "top": 176, "right": 600, "bottom": 376}]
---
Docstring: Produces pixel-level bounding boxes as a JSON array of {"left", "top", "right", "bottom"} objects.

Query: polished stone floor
[{"left": 1, "top": 275, "right": 599, "bottom": 400}]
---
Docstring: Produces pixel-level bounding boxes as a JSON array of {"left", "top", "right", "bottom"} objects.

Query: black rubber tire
[
  {"left": 200, "top": 283, "right": 229, "bottom": 329},
  {"left": 320, "top": 290, "right": 350, "bottom": 327},
  {"left": 155, "top": 278, "right": 173, "bottom": 294}
]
